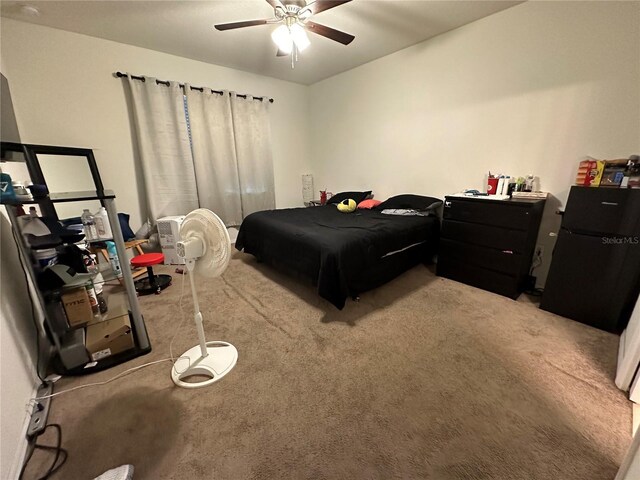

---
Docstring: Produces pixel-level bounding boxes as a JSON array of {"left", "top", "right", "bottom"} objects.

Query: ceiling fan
[{"left": 214, "top": 0, "right": 354, "bottom": 65}]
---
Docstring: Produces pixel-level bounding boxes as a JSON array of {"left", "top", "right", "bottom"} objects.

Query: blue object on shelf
[
  {"left": 106, "top": 241, "right": 122, "bottom": 277},
  {"left": 0, "top": 171, "right": 17, "bottom": 203}
]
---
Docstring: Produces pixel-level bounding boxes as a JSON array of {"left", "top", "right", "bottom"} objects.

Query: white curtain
[
  {"left": 185, "top": 87, "right": 243, "bottom": 225},
  {"left": 125, "top": 75, "right": 275, "bottom": 226},
  {"left": 230, "top": 93, "right": 276, "bottom": 217},
  {"left": 125, "top": 75, "right": 199, "bottom": 223}
]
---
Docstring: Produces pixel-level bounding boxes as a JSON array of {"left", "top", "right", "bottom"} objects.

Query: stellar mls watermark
[{"left": 602, "top": 236, "right": 639, "bottom": 245}]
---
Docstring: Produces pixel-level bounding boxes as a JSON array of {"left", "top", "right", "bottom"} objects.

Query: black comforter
[{"left": 235, "top": 206, "right": 439, "bottom": 309}]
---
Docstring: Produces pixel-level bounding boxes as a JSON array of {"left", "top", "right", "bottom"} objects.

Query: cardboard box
[
  {"left": 576, "top": 160, "right": 595, "bottom": 186},
  {"left": 590, "top": 160, "right": 605, "bottom": 187},
  {"left": 85, "top": 315, "right": 134, "bottom": 361},
  {"left": 575, "top": 159, "right": 605, "bottom": 187},
  {"left": 61, "top": 287, "right": 93, "bottom": 327}
]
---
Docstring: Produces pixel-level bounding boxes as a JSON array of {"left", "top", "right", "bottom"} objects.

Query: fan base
[{"left": 171, "top": 341, "right": 238, "bottom": 389}]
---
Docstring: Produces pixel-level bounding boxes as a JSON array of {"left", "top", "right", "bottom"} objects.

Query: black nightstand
[{"left": 436, "top": 196, "right": 545, "bottom": 299}]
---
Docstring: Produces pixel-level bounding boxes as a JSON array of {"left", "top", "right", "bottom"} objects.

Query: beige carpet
[{"left": 27, "top": 252, "right": 631, "bottom": 479}]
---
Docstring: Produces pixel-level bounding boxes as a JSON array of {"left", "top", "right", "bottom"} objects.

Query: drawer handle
[
  {"left": 502, "top": 250, "right": 514, "bottom": 254},
  {"left": 445, "top": 201, "right": 452, "bottom": 207},
  {"left": 601, "top": 201, "right": 619, "bottom": 206}
]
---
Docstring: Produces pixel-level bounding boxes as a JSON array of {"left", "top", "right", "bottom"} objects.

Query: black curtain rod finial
[{"left": 114, "top": 71, "right": 274, "bottom": 103}]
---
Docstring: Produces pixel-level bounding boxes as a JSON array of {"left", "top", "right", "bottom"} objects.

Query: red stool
[{"left": 130, "top": 253, "right": 172, "bottom": 295}]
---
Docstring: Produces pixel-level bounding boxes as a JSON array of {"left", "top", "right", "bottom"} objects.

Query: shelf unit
[{"left": 1, "top": 142, "right": 151, "bottom": 375}]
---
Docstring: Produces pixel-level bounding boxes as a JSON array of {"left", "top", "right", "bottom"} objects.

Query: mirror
[
  {"left": 37, "top": 154, "right": 96, "bottom": 193},
  {"left": 36, "top": 153, "right": 99, "bottom": 220},
  {"left": 54, "top": 199, "right": 102, "bottom": 222}
]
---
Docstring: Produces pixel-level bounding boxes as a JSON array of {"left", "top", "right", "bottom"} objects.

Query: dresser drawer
[
  {"left": 443, "top": 198, "right": 532, "bottom": 231},
  {"left": 439, "top": 238, "right": 522, "bottom": 276},
  {"left": 441, "top": 219, "right": 528, "bottom": 252},
  {"left": 437, "top": 256, "right": 519, "bottom": 299}
]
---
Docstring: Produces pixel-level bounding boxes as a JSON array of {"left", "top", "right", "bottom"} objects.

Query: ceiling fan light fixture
[
  {"left": 290, "top": 23, "right": 310, "bottom": 51},
  {"left": 271, "top": 24, "right": 293, "bottom": 54},
  {"left": 215, "top": 0, "right": 355, "bottom": 64}
]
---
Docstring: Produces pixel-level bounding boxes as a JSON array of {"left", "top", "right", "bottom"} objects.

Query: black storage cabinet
[{"left": 540, "top": 186, "right": 640, "bottom": 333}]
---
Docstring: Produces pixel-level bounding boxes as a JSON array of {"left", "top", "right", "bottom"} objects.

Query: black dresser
[
  {"left": 436, "top": 196, "right": 545, "bottom": 299},
  {"left": 540, "top": 186, "right": 640, "bottom": 333}
]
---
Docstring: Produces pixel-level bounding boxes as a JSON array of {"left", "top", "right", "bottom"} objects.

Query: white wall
[
  {"left": 0, "top": 17, "right": 312, "bottom": 230},
  {"left": 0, "top": 209, "right": 39, "bottom": 479},
  {"left": 309, "top": 1, "right": 640, "bottom": 285}
]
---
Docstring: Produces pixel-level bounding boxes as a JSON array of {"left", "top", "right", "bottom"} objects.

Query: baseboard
[
  {"left": 8, "top": 383, "right": 38, "bottom": 480},
  {"left": 616, "top": 329, "right": 628, "bottom": 390}
]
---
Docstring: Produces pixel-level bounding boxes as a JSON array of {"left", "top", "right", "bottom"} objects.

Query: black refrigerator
[{"left": 541, "top": 186, "right": 640, "bottom": 333}]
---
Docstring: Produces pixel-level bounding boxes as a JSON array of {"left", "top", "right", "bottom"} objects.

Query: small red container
[{"left": 487, "top": 178, "right": 499, "bottom": 195}]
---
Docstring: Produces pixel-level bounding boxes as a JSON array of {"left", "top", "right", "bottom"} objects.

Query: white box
[{"left": 157, "top": 216, "right": 186, "bottom": 265}]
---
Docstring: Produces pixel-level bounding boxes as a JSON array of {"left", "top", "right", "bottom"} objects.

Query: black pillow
[
  {"left": 327, "top": 190, "right": 372, "bottom": 205},
  {"left": 118, "top": 213, "right": 136, "bottom": 241},
  {"left": 376, "top": 194, "right": 442, "bottom": 211}
]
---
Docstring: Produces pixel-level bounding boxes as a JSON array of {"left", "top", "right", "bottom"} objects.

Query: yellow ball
[{"left": 337, "top": 198, "right": 357, "bottom": 213}]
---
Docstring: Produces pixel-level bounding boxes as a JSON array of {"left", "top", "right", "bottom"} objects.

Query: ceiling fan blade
[
  {"left": 276, "top": 48, "right": 289, "bottom": 57},
  {"left": 265, "top": 0, "right": 286, "bottom": 11},
  {"left": 303, "top": 0, "right": 352, "bottom": 15},
  {"left": 214, "top": 19, "right": 269, "bottom": 31},
  {"left": 305, "top": 21, "right": 354, "bottom": 45}
]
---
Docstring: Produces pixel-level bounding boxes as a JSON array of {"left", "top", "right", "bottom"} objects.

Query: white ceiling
[{"left": 0, "top": 0, "right": 522, "bottom": 85}]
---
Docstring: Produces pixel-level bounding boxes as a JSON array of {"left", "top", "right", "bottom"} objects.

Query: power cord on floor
[
  {"left": 19, "top": 423, "right": 68, "bottom": 480},
  {"left": 33, "top": 358, "right": 174, "bottom": 401},
  {"left": 525, "top": 256, "right": 545, "bottom": 297}
]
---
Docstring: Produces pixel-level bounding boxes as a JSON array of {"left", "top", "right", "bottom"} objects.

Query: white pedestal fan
[{"left": 172, "top": 209, "right": 238, "bottom": 388}]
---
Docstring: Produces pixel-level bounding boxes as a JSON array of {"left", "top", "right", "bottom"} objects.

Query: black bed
[{"left": 235, "top": 206, "right": 440, "bottom": 309}]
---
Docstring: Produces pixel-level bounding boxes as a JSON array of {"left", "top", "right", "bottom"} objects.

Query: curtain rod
[{"left": 114, "top": 72, "right": 274, "bottom": 103}]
